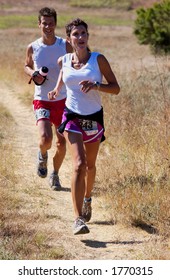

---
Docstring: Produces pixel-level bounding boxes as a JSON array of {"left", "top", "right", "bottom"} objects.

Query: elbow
[
  {"left": 116, "top": 84, "right": 120, "bottom": 95},
  {"left": 108, "top": 81, "right": 120, "bottom": 95},
  {"left": 113, "top": 84, "right": 120, "bottom": 95}
]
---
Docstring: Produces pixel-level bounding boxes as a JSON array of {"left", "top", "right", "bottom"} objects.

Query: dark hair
[
  {"left": 65, "top": 18, "right": 88, "bottom": 37},
  {"left": 38, "top": 7, "right": 57, "bottom": 24}
]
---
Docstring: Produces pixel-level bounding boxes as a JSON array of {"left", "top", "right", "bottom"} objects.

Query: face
[
  {"left": 68, "top": 25, "right": 88, "bottom": 51},
  {"left": 39, "top": 16, "right": 56, "bottom": 38}
]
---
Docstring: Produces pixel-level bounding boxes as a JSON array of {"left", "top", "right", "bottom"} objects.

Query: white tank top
[
  {"left": 32, "top": 36, "right": 67, "bottom": 101},
  {"left": 62, "top": 52, "right": 102, "bottom": 115}
]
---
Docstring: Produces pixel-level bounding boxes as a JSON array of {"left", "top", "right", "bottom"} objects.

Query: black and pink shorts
[{"left": 61, "top": 109, "right": 104, "bottom": 143}]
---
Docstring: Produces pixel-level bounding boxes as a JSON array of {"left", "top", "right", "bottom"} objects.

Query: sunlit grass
[
  {"left": 70, "top": 0, "right": 116, "bottom": 7},
  {"left": 0, "top": 12, "right": 133, "bottom": 30},
  {"left": 0, "top": 102, "right": 70, "bottom": 259},
  {"left": 96, "top": 62, "right": 170, "bottom": 238},
  {"left": 0, "top": 15, "right": 37, "bottom": 29},
  {"left": 69, "top": 0, "right": 132, "bottom": 9}
]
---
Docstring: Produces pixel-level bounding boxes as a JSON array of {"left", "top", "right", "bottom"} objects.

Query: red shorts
[{"left": 33, "top": 99, "right": 66, "bottom": 127}]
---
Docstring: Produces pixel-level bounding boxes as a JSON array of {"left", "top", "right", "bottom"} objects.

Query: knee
[
  {"left": 87, "top": 164, "right": 96, "bottom": 172},
  {"left": 74, "top": 159, "right": 87, "bottom": 176},
  {"left": 56, "top": 137, "right": 66, "bottom": 150},
  {"left": 40, "top": 134, "right": 52, "bottom": 149}
]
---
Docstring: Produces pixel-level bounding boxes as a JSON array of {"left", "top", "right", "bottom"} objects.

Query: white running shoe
[
  {"left": 49, "top": 171, "right": 62, "bottom": 191},
  {"left": 82, "top": 199, "right": 92, "bottom": 222},
  {"left": 37, "top": 151, "right": 48, "bottom": 178},
  {"left": 73, "top": 217, "right": 90, "bottom": 235}
]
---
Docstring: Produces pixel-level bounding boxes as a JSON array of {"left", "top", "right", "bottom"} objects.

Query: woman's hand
[
  {"left": 48, "top": 89, "right": 59, "bottom": 100},
  {"left": 79, "top": 80, "right": 96, "bottom": 93}
]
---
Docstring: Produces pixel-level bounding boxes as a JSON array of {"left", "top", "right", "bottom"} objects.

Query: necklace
[{"left": 72, "top": 53, "right": 91, "bottom": 69}]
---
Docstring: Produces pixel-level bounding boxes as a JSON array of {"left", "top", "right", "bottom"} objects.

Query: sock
[
  {"left": 84, "top": 197, "right": 92, "bottom": 203},
  {"left": 39, "top": 151, "right": 48, "bottom": 159}
]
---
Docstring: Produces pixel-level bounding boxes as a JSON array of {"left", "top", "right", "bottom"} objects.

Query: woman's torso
[{"left": 62, "top": 52, "right": 102, "bottom": 115}]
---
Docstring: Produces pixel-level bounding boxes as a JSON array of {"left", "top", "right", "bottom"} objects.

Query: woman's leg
[
  {"left": 64, "top": 131, "right": 86, "bottom": 219},
  {"left": 81, "top": 139, "right": 101, "bottom": 222},
  {"left": 84, "top": 139, "right": 101, "bottom": 199}
]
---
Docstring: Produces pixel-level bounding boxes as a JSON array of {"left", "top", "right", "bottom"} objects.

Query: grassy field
[{"left": 0, "top": 0, "right": 170, "bottom": 259}]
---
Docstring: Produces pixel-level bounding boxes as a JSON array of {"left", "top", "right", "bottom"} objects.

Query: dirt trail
[{"left": 0, "top": 81, "right": 161, "bottom": 260}]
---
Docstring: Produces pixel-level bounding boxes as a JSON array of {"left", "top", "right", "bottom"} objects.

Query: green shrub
[{"left": 134, "top": 0, "right": 170, "bottom": 54}]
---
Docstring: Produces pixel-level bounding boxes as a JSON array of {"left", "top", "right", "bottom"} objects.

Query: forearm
[
  {"left": 54, "top": 69, "right": 64, "bottom": 92},
  {"left": 48, "top": 70, "right": 64, "bottom": 100},
  {"left": 79, "top": 80, "right": 120, "bottom": 95},
  {"left": 24, "top": 64, "right": 34, "bottom": 77},
  {"left": 94, "top": 81, "right": 120, "bottom": 95}
]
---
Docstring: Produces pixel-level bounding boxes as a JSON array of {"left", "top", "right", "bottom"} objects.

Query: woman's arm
[
  {"left": 96, "top": 54, "right": 120, "bottom": 94},
  {"left": 48, "top": 57, "right": 64, "bottom": 100},
  {"left": 79, "top": 54, "right": 120, "bottom": 95}
]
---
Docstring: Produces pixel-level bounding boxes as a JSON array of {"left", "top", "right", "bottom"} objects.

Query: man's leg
[
  {"left": 49, "top": 127, "right": 66, "bottom": 190},
  {"left": 37, "top": 119, "right": 53, "bottom": 178},
  {"left": 53, "top": 128, "right": 66, "bottom": 172}
]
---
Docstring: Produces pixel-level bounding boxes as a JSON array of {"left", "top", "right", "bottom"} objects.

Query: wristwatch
[{"left": 94, "top": 81, "right": 100, "bottom": 89}]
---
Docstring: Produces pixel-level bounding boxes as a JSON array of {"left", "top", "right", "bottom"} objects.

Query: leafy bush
[{"left": 134, "top": 0, "right": 170, "bottom": 54}]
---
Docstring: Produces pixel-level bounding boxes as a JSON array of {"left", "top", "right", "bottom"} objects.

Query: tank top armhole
[
  {"left": 56, "top": 36, "right": 67, "bottom": 53},
  {"left": 32, "top": 38, "right": 41, "bottom": 52},
  {"left": 92, "top": 52, "right": 101, "bottom": 73},
  {"left": 62, "top": 53, "right": 72, "bottom": 67}
]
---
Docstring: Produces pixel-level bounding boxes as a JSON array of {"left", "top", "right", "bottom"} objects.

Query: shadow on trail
[
  {"left": 93, "top": 220, "right": 115, "bottom": 225},
  {"left": 61, "top": 187, "right": 71, "bottom": 192},
  {"left": 81, "top": 239, "right": 143, "bottom": 249},
  {"left": 93, "top": 220, "right": 158, "bottom": 235}
]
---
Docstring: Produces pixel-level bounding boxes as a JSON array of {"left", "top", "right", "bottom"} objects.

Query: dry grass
[
  {"left": 0, "top": 103, "right": 70, "bottom": 259},
  {"left": 96, "top": 61, "right": 170, "bottom": 237},
  {"left": 0, "top": 0, "right": 170, "bottom": 259}
]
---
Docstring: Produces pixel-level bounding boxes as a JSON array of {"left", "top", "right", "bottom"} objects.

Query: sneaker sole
[
  {"left": 37, "top": 171, "right": 47, "bottom": 178},
  {"left": 82, "top": 208, "right": 92, "bottom": 222},
  {"left": 51, "top": 185, "right": 62, "bottom": 191},
  {"left": 73, "top": 225, "right": 90, "bottom": 235},
  {"left": 83, "top": 216, "right": 91, "bottom": 222}
]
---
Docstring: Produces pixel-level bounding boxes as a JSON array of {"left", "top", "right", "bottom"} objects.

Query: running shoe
[
  {"left": 73, "top": 217, "right": 90, "bottom": 235},
  {"left": 49, "top": 171, "right": 62, "bottom": 191},
  {"left": 37, "top": 151, "right": 48, "bottom": 178},
  {"left": 82, "top": 199, "right": 92, "bottom": 222}
]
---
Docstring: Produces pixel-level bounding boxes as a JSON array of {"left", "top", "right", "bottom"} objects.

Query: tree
[{"left": 134, "top": 0, "right": 170, "bottom": 54}]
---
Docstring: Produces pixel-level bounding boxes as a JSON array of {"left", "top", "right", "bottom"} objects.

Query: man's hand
[{"left": 30, "top": 71, "right": 47, "bottom": 86}]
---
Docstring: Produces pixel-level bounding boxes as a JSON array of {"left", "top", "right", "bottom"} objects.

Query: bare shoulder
[
  {"left": 97, "top": 53, "right": 108, "bottom": 65},
  {"left": 26, "top": 43, "right": 33, "bottom": 54},
  {"left": 66, "top": 40, "right": 73, "bottom": 53},
  {"left": 96, "top": 53, "right": 111, "bottom": 73},
  {"left": 57, "top": 56, "right": 64, "bottom": 67}
]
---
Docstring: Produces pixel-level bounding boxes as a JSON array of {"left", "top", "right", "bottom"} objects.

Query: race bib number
[
  {"left": 79, "top": 120, "right": 98, "bottom": 135},
  {"left": 35, "top": 108, "right": 50, "bottom": 121}
]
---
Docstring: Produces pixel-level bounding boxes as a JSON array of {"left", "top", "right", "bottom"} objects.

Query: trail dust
[{"left": 0, "top": 81, "right": 161, "bottom": 260}]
